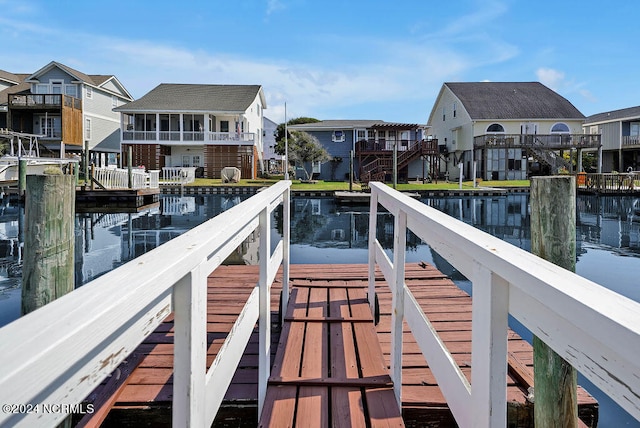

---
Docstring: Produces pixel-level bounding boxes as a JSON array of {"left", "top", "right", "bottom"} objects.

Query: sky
[{"left": 0, "top": 0, "right": 637, "bottom": 125}]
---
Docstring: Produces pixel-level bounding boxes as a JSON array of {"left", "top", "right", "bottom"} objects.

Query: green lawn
[{"left": 186, "top": 178, "right": 530, "bottom": 191}]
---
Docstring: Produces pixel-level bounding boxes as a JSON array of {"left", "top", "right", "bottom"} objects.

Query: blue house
[{"left": 288, "top": 120, "right": 436, "bottom": 182}]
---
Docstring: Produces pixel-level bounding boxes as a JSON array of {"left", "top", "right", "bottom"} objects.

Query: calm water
[{"left": 0, "top": 192, "right": 638, "bottom": 427}]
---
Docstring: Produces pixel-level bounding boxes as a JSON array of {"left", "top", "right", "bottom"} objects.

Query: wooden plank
[{"left": 296, "top": 287, "right": 329, "bottom": 428}]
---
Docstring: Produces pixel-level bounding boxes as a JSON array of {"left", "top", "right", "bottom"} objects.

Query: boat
[{"left": 0, "top": 129, "right": 77, "bottom": 182}]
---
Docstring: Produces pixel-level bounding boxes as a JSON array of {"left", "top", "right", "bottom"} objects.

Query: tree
[
  {"left": 273, "top": 117, "right": 320, "bottom": 156},
  {"left": 288, "top": 130, "right": 331, "bottom": 180}
]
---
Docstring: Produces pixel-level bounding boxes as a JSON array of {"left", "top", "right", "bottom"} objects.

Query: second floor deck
[
  {"left": 122, "top": 130, "right": 257, "bottom": 144},
  {"left": 474, "top": 133, "right": 601, "bottom": 150},
  {"left": 8, "top": 94, "right": 82, "bottom": 111}
]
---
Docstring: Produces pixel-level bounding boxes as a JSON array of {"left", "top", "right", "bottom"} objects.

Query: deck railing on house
[
  {"left": 0, "top": 180, "right": 291, "bottom": 427},
  {"left": 473, "top": 133, "right": 601, "bottom": 149},
  {"left": 92, "top": 166, "right": 160, "bottom": 189},
  {"left": 367, "top": 181, "right": 640, "bottom": 427},
  {"left": 122, "top": 131, "right": 255, "bottom": 143}
]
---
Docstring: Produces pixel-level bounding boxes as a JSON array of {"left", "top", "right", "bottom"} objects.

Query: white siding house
[{"left": 115, "top": 84, "right": 267, "bottom": 179}]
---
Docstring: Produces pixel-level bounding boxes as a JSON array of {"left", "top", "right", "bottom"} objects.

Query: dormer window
[{"left": 332, "top": 130, "right": 345, "bottom": 142}]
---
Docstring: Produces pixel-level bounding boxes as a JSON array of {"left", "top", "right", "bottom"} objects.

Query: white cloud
[
  {"left": 536, "top": 67, "right": 565, "bottom": 91},
  {"left": 266, "top": 0, "right": 285, "bottom": 16}
]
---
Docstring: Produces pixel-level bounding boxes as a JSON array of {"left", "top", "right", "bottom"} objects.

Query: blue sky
[{"left": 0, "top": 0, "right": 637, "bottom": 124}]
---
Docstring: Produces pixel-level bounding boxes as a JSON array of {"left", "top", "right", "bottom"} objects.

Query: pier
[{"left": 0, "top": 181, "right": 639, "bottom": 427}]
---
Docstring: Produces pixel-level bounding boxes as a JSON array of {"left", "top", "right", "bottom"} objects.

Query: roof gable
[
  {"left": 443, "top": 82, "right": 585, "bottom": 120},
  {"left": 114, "top": 84, "right": 264, "bottom": 112}
]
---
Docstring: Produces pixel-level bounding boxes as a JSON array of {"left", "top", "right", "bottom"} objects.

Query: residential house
[
  {"left": 583, "top": 106, "right": 640, "bottom": 172},
  {"left": 262, "top": 117, "right": 281, "bottom": 174},
  {"left": 0, "top": 61, "right": 133, "bottom": 164},
  {"left": 287, "top": 120, "right": 436, "bottom": 182},
  {"left": 114, "top": 84, "right": 266, "bottom": 179},
  {"left": 427, "top": 82, "right": 600, "bottom": 180}
]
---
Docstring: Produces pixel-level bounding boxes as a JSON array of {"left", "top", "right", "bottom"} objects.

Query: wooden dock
[
  {"left": 83, "top": 263, "right": 598, "bottom": 427},
  {"left": 75, "top": 187, "right": 160, "bottom": 208}
]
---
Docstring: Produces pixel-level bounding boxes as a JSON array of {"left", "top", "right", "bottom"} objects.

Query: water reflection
[{"left": 1, "top": 192, "right": 639, "bottom": 426}]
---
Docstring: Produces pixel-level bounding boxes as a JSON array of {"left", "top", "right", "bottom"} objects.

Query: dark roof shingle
[
  {"left": 114, "top": 84, "right": 263, "bottom": 112},
  {"left": 446, "top": 82, "right": 585, "bottom": 120},
  {"left": 584, "top": 106, "right": 640, "bottom": 124}
]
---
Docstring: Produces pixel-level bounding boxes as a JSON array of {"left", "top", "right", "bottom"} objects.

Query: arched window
[
  {"left": 486, "top": 123, "right": 505, "bottom": 133},
  {"left": 551, "top": 123, "right": 570, "bottom": 133}
]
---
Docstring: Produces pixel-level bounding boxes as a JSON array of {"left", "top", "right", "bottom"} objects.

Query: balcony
[
  {"left": 474, "top": 133, "right": 601, "bottom": 149},
  {"left": 9, "top": 94, "right": 81, "bottom": 110},
  {"left": 622, "top": 135, "right": 640, "bottom": 147},
  {"left": 122, "top": 130, "right": 256, "bottom": 144}
]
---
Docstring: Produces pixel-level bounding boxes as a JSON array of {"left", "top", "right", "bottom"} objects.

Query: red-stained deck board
[
  {"left": 258, "top": 279, "right": 403, "bottom": 427},
  {"left": 90, "top": 263, "right": 597, "bottom": 428}
]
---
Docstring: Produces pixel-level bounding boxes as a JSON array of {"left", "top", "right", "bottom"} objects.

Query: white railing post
[
  {"left": 258, "top": 206, "right": 271, "bottom": 416},
  {"left": 281, "top": 184, "right": 290, "bottom": 326},
  {"left": 367, "top": 188, "right": 379, "bottom": 317},
  {"left": 391, "top": 209, "right": 407, "bottom": 407},
  {"left": 471, "top": 263, "right": 509, "bottom": 428},
  {"left": 172, "top": 264, "right": 208, "bottom": 427}
]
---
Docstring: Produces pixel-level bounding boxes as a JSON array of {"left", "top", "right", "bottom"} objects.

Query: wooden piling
[
  {"left": 530, "top": 176, "right": 578, "bottom": 428},
  {"left": 21, "top": 173, "right": 75, "bottom": 315},
  {"left": 18, "top": 159, "right": 27, "bottom": 198}
]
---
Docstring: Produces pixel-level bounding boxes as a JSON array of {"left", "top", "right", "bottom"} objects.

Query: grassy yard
[{"left": 187, "top": 178, "right": 530, "bottom": 191}]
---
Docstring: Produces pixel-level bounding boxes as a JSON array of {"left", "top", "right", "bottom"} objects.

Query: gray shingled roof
[
  {"left": 584, "top": 106, "right": 640, "bottom": 124},
  {"left": 114, "top": 84, "right": 263, "bottom": 112},
  {"left": 446, "top": 82, "right": 585, "bottom": 120},
  {"left": 289, "top": 120, "right": 393, "bottom": 130}
]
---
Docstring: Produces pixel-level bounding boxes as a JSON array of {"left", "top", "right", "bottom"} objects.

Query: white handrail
[
  {"left": 367, "top": 181, "right": 640, "bottom": 427},
  {"left": 161, "top": 167, "right": 196, "bottom": 185},
  {"left": 93, "top": 167, "right": 158, "bottom": 189},
  {"left": 0, "top": 180, "right": 291, "bottom": 427}
]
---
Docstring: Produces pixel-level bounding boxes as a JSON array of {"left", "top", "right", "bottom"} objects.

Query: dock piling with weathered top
[{"left": 531, "top": 175, "right": 578, "bottom": 427}]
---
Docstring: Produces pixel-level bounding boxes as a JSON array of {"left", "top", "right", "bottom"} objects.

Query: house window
[
  {"left": 50, "top": 80, "right": 63, "bottom": 94},
  {"left": 551, "top": 123, "right": 570, "bottom": 133},
  {"left": 442, "top": 106, "right": 446, "bottom": 121},
  {"left": 85, "top": 118, "right": 91, "bottom": 140},
  {"left": 332, "top": 130, "right": 345, "bottom": 142},
  {"left": 220, "top": 121, "right": 229, "bottom": 133},
  {"left": 487, "top": 123, "right": 505, "bottom": 133},
  {"left": 453, "top": 102, "right": 457, "bottom": 118},
  {"left": 64, "top": 85, "right": 77, "bottom": 98},
  {"left": 356, "top": 129, "right": 366, "bottom": 141},
  {"left": 112, "top": 96, "right": 117, "bottom": 108},
  {"left": 312, "top": 161, "right": 322, "bottom": 174},
  {"left": 86, "top": 86, "right": 92, "bottom": 99}
]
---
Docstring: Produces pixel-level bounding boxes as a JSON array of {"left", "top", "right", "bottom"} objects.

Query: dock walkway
[{"left": 88, "top": 263, "right": 597, "bottom": 427}]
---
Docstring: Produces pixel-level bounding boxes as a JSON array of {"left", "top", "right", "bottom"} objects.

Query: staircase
[
  {"left": 360, "top": 140, "right": 435, "bottom": 185},
  {"left": 526, "top": 136, "right": 572, "bottom": 173}
]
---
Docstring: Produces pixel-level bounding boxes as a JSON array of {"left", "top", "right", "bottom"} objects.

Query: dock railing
[
  {"left": 578, "top": 172, "right": 639, "bottom": 193},
  {"left": 92, "top": 166, "right": 159, "bottom": 190},
  {"left": 160, "top": 167, "right": 197, "bottom": 185},
  {"left": 367, "top": 181, "right": 640, "bottom": 427},
  {"left": 0, "top": 180, "right": 291, "bottom": 427}
]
